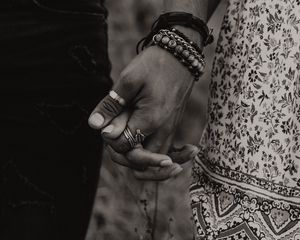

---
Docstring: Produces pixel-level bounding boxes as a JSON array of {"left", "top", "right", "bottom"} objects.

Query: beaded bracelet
[
  {"left": 159, "top": 29, "right": 205, "bottom": 59},
  {"left": 153, "top": 31, "right": 205, "bottom": 80},
  {"left": 155, "top": 12, "right": 214, "bottom": 46},
  {"left": 168, "top": 28, "right": 203, "bottom": 55},
  {"left": 155, "top": 30, "right": 205, "bottom": 77},
  {"left": 152, "top": 29, "right": 206, "bottom": 81},
  {"left": 136, "top": 12, "right": 214, "bottom": 53}
]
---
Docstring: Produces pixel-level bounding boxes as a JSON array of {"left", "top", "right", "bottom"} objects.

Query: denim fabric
[
  {"left": 0, "top": 97, "right": 104, "bottom": 240},
  {"left": 0, "top": 1, "right": 112, "bottom": 239},
  {"left": 1, "top": 0, "right": 111, "bottom": 94}
]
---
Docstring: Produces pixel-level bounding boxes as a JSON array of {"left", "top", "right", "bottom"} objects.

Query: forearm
[
  {"left": 162, "top": 0, "right": 210, "bottom": 46},
  {"left": 163, "top": 0, "right": 208, "bottom": 21},
  {"left": 164, "top": 0, "right": 221, "bottom": 20}
]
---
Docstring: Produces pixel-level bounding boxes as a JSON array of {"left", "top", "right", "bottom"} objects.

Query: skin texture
[{"left": 88, "top": 0, "right": 219, "bottom": 180}]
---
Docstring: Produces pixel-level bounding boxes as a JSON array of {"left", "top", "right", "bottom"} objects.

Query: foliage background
[{"left": 86, "top": 1, "right": 227, "bottom": 239}]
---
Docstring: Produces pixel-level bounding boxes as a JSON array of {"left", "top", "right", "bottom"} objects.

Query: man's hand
[
  {"left": 88, "top": 45, "right": 196, "bottom": 178},
  {"left": 89, "top": 45, "right": 194, "bottom": 154},
  {"left": 87, "top": 0, "right": 211, "bottom": 179}
]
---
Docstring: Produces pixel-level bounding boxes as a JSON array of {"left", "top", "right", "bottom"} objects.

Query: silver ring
[
  {"left": 109, "top": 90, "right": 126, "bottom": 106},
  {"left": 123, "top": 127, "right": 146, "bottom": 149}
]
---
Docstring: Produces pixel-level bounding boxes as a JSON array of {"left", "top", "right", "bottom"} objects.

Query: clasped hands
[{"left": 88, "top": 46, "right": 199, "bottom": 181}]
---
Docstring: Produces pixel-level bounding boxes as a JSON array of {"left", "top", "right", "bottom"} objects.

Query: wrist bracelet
[
  {"left": 152, "top": 29, "right": 206, "bottom": 81},
  {"left": 155, "top": 12, "right": 214, "bottom": 46},
  {"left": 136, "top": 11, "right": 213, "bottom": 53},
  {"left": 168, "top": 28, "right": 203, "bottom": 55},
  {"left": 158, "top": 29, "right": 205, "bottom": 60}
]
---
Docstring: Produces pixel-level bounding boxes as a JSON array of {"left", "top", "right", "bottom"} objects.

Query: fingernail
[
  {"left": 170, "top": 166, "right": 183, "bottom": 177},
  {"left": 89, "top": 113, "right": 104, "bottom": 128},
  {"left": 160, "top": 159, "right": 173, "bottom": 167},
  {"left": 102, "top": 125, "right": 114, "bottom": 134}
]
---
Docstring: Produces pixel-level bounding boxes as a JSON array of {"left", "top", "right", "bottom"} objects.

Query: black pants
[{"left": 0, "top": 1, "right": 112, "bottom": 239}]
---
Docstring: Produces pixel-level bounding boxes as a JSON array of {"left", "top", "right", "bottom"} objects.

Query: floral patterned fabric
[{"left": 190, "top": 0, "right": 300, "bottom": 239}]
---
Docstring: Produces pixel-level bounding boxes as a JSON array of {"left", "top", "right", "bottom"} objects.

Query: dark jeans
[{"left": 0, "top": 1, "right": 112, "bottom": 239}]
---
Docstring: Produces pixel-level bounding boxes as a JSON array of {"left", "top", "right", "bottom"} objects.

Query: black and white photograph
[{"left": 1, "top": 0, "right": 300, "bottom": 240}]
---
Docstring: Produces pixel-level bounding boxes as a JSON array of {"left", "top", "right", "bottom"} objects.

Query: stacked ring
[{"left": 123, "top": 127, "right": 146, "bottom": 149}]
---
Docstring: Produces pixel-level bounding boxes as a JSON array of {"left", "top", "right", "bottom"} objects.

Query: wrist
[{"left": 152, "top": 29, "right": 206, "bottom": 81}]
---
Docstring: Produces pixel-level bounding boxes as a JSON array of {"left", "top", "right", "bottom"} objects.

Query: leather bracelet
[
  {"left": 155, "top": 12, "right": 214, "bottom": 46},
  {"left": 136, "top": 11, "right": 214, "bottom": 53}
]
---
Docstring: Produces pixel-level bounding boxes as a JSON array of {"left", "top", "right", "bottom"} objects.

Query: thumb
[
  {"left": 88, "top": 74, "right": 142, "bottom": 130},
  {"left": 168, "top": 144, "right": 200, "bottom": 164},
  {"left": 88, "top": 91, "right": 124, "bottom": 129}
]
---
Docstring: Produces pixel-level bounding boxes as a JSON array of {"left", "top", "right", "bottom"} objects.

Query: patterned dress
[{"left": 190, "top": 0, "right": 300, "bottom": 239}]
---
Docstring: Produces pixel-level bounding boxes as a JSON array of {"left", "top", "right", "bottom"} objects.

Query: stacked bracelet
[
  {"left": 152, "top": 28, "right": 205, "bottom": 81},
  {"left": 137, "top": 12, "right": 214, "bottom": 53},
  {"left": 168, "top": 28, "right": 203, "bottom": 55},
  {"left": 156, "top": 12, "right": 214, "bottom": 47}
]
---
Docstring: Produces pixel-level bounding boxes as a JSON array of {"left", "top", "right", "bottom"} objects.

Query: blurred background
[{"left": 86, "top": 1, "right": 227, "bottom": 239}]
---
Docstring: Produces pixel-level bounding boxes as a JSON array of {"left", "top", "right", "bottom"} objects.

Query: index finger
[
  {"left": 126, "top": 147, "right": 174, "bottom": 168},
  {"left": 133, "top": 164, "right": 183, "bottom": 181}
]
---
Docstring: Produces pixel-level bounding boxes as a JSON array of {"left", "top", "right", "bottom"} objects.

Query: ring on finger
[
  {"left": 123, "top": 127, "right": 146, "bottom": 149},
  {"left": 109, "top": 90, "right": 126, "bottom": 106}
]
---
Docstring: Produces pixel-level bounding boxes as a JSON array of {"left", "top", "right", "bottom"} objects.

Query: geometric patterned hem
[{"left": 190, "top": 157, "right": 300, "bottom": 240}]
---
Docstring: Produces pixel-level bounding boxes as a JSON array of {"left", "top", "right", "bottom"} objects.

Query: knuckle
[
  {"left": 126, "top": 152, "right": 136, "bottom": 163},
  {"left": 100, "top": 97, "right": 122, "bottom": 117},
  {"left": 119, "top": 73, "right": 135, "bottom": 90}
]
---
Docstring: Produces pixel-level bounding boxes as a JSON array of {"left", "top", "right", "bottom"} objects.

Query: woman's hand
[
  {"left": 97, "top": 107, "right": 199, "bottom": 180},
  {"left": 106, "top": 143, "right": 199, "bottom": 181},
  {"left": 88, "top": 24, "right": 202, "bottom": 179}
]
